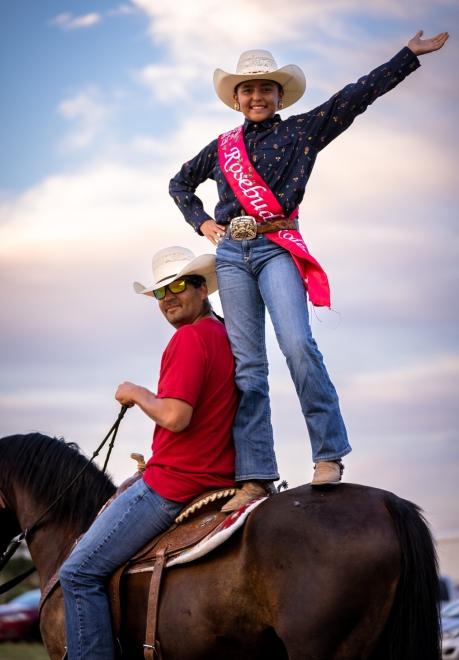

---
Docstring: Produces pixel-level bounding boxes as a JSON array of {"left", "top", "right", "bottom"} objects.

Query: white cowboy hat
[
  {"left": 133, "top": 246, "right": 217, "bottom": 297},
  {"left": 213, "top": 49, "right": 306, "bottom": 111}
]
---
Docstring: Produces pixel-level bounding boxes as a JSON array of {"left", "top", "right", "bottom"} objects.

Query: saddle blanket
[{"left": 166, "top": 496, "right": 266, "bottom": 567}]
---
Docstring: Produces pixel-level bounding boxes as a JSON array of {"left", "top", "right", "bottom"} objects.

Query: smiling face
[
  {"left": 234, "top": 78, "right": 283, "bottom": 122},
  {"left": 158, "top": 278, "right": 209, "bottom": 329}
]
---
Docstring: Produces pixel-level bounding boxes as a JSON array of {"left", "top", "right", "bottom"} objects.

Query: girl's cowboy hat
[
  {"left": 133, "top": 246, "right": 218, "bottom": 297},
  {"left": 214, "top": 49, "right": 306, "bottom": 110}
]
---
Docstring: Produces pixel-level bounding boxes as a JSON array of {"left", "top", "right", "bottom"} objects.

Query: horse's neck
[
  {"left": 14, "top": 490, "right": 80, "bottom": 587},
  {"left": 26, "top": 525, "right": 75, "bottom": 588}
]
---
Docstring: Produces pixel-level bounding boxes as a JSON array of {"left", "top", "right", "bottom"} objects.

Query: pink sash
[{"left": 217, "top": 126, "right": 330, "bottom": 307}]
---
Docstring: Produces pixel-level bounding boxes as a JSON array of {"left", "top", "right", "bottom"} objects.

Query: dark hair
[
  {"left": 184, "top": 275, "right": 206, "bottom": 288},
  {"left": 185, "top": 275, "right": 225, "bottom": 323}
]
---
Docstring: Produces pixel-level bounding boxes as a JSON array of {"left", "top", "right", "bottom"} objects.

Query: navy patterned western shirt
[{"left": 169, "top": 47, "right": 420, "bottom": 234}]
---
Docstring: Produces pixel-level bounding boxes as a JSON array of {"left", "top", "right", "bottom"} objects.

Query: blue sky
[{"left": 1, "top": 1, "right": 458, "bottom": 544}]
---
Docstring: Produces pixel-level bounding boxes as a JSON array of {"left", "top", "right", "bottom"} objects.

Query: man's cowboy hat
[
  {"left": 133, "top": 246, "right": 217, "bottom": 297},
  {"left": 213, "top": 49, "right": 306, "bottom": 110}
]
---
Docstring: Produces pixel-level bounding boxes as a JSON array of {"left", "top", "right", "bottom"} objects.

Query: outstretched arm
[{"left": 408, "top": 30, "right": 449, "bottom": 56}]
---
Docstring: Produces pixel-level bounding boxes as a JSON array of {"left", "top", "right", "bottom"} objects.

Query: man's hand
[
  {"left": 408, "top": 30, "right": 449, "bottom": 56},
  {"left": 200, "top": 219, "right": 226, "bottom": 246},
  {"left": 115, "top": 381, "right": 148, "bottom": 407}
]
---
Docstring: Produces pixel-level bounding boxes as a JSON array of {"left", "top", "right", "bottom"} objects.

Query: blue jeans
[
  {"left": 59, "top": 478, "right": 183, "bottom": 659},
  {"left": 216, "top": 235, "right": 351, "bottom": 481}
]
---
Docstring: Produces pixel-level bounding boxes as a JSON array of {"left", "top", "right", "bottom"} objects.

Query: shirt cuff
[
  {"left": 190, "top": 215, "right": 213, "bottom": 235},
  {"left": 397, "top": 45, "right": 421, "bottom": 71}
]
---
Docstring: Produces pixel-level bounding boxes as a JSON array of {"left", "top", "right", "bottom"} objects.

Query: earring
[
  {"left": 233, "top": 102, "right": 240, "bottom": 111},
  {"left": 278, "top": 100, "right": 284, "bottom": 110}
]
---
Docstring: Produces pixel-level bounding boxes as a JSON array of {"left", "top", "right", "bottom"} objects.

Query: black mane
[{"left": 0, "top": 433, "right": 116, "bottom": 536}]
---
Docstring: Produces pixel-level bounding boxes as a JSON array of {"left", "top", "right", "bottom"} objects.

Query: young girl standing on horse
[{"left": 169, "top": 30, "right": 448, "bottom": 510}]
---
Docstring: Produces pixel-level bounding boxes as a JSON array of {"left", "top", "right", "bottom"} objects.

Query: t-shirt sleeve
[{"left": 156, "top": 325, "right": 207, "bottom": 407}]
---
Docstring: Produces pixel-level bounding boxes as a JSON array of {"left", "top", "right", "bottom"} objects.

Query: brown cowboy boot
[
  {"left": 221, "top": 481, "right": 274, "bottom": 512},
  {"left": 311, "top": 460, "right": 344, "bottom": 486}
]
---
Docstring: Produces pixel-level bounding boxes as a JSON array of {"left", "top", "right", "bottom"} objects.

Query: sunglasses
[{"left": 153, "top": 276, "right": 204, "bottom": 300}]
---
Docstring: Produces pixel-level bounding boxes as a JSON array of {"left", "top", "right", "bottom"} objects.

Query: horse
[{"left": 0, "top": 432, "right": 440, "bottom": 660}]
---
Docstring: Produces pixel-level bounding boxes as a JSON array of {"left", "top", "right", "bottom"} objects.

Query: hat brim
[
  {"left": 133, "top": 254, "right": 218, "bottom": 297},
  {"left": 213, "top": 64, "right": 306, "bottom": 111}
]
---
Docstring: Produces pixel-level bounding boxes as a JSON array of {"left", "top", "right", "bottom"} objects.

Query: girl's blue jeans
[{"left": 216, "top": 235, "right": 351, "bottom": 482}]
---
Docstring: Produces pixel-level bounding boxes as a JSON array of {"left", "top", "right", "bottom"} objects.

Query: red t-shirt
[{"left": 143, "top": 317, "right": 237, "bottom": 502}]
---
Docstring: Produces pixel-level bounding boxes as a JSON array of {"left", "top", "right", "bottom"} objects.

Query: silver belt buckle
[{"left": 229, "top": 216, "right": 257, "bottom": 240}]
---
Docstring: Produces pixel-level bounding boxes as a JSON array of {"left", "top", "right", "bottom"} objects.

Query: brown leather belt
[
  {"left": 225, "top": 215, "right": 298, "bottom": 240},
  {"left": 257, "top": 219, "right": 298, "bottom": 233}
]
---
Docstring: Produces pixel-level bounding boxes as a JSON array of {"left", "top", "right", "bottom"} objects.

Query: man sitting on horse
[{"left": 59, "top": 246, "right": 238, "bottom": 660}]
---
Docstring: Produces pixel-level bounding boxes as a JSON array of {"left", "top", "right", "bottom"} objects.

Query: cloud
[
  {"left": 130, "top": 0, "right": 453, "bottom": 61},
  {"left": 0, "top": 163, "right": 174, "bottom": 257},
  {"left": 131, "top": 107, "right": 224, "bottom": 160},
  {"left": 128, "top": 0, "right": 456, "bottom": 151},
  {"left": 266, "top": 348, "right": 459, "bottom": 441},
  {"left": 0, "top": 157, "right": 208, "bottom": 358},
  {"left": 50, "top": 12, "right": 101, "bottom": 31},
  {"left": 342, "top": 355, "right": 459, "bottom": 436},
  {"left": 107, "top": 4, "right": 137, "bottom": 18},
  {"left": 129, "top": 0, "right": 300, "bottom": 104},
  {"left": 57, "top": 87, "right": 111, "bottom": 151},
  {"left": 135, "top": 63, "right": 199, "bottom": 103}
]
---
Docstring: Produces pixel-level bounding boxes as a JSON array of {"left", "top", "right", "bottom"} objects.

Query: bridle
[{"left": 0, "top": 405, "right": 128, "bottom": 594}]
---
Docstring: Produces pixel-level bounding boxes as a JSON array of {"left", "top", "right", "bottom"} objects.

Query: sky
[{"left": 1, "top": 1, "right": 458, "bottom": 547}]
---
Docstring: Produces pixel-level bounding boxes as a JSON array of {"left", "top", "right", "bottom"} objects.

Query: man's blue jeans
[
  {"left": 59, "top": 478, "right": 183, "bottom": 659},
  {"left": 216, "top": 235, "right": 351, "bottom": 482}
]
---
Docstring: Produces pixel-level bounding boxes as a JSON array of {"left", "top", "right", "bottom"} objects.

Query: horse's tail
[{"left": 371, "top": 492, "right": 441, "bottom": 660}]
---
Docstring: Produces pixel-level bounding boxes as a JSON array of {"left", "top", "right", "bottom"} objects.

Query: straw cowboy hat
[
  {"left": 133, "top": 246, "right": 217, "bottom": 297},
  {"left": 213, "top": 49, "right": 306, "bottom": 110}
]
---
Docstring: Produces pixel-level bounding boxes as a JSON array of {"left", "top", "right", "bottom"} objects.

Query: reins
[{"left": 0, "top": 405, "right": 128, "bottom": 595}]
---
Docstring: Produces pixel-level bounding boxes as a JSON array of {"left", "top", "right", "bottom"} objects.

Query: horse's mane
[{"left": 0, "top": 433, "right": 116, "bottom": 535}]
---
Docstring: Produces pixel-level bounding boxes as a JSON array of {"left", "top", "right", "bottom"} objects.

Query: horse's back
[{"left": 122, "top": 483, "right": 404, "bottom": 659}]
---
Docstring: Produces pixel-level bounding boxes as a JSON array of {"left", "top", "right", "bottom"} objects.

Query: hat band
[
  {"left": 240, "top": 68, "right": 275, "bottom": 75},
  {"left": 156, "top": 272, "right": 178, "bottom": 284}
]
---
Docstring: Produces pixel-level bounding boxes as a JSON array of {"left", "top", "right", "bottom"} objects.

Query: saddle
[
  {"left": 39, "top": 459, "right": 240, "bottom": 660},
  {"left": 108, "top": 485, "right": 236, "bottom": 660}
]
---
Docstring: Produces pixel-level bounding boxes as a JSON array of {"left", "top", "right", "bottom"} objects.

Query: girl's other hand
[{"left": 200, "top": 219, "right": 226, "bottom": 246}]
